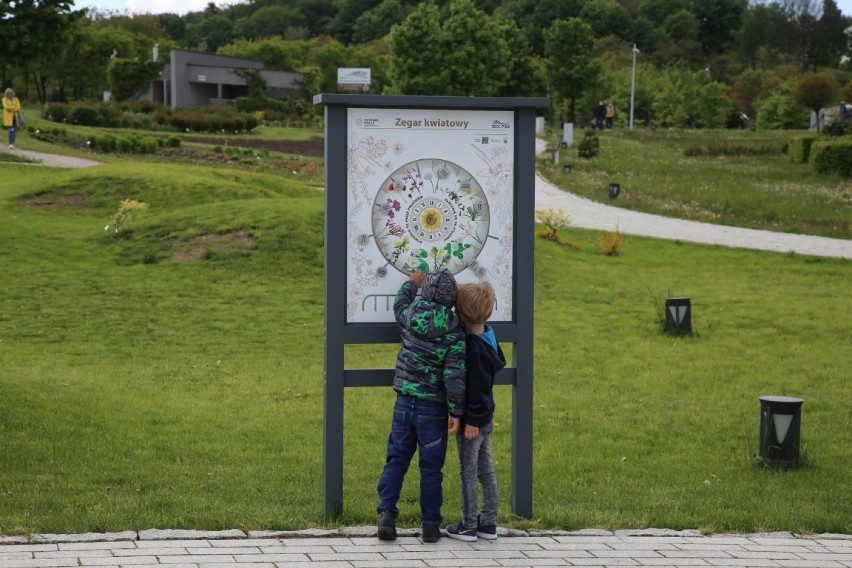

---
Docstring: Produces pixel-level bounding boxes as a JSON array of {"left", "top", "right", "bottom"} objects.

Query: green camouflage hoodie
[{"left": 392, "top": 275, "right": 466, "bottom": 418}]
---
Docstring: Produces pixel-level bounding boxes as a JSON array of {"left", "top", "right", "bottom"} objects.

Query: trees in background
[
  {"left": 543, "top": 18, "right": 600, "bottom": 122},
  {"left": 1, "top": 0, "right": 850, "bottom": 128},
  {"left": 794, "top": 71, "right": 842, "bottom": 129}
]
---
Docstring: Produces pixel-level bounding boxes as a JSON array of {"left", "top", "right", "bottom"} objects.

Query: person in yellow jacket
[{"left": 3, "top": 88, "right": 22, "bottom": 150}]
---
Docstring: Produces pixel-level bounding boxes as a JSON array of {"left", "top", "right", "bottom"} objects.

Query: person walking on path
[
  {"left": 3, "top": 88, "right": 22, "bottom": 150},
  {"left": 376, "top": 269, "right": 467, "bottom": 543},
  {"left": 594, "top": 101, "right": 606, "bottom": 129}
]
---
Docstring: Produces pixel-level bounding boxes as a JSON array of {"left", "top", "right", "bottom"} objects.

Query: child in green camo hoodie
[{"left": 376, "top": 268, "right": 466, "bottom": 544}]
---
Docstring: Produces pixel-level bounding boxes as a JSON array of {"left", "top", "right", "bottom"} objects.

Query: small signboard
[{"left": 337, "top": 68, "right": 371, "bottom": 91}]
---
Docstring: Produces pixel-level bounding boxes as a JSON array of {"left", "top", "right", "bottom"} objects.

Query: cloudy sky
[{"left": 79, "top": 0, "right": 852, "bottom": 18}]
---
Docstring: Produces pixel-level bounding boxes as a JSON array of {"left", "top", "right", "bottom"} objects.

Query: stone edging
[{"left": 1, "top": 527, "right": 849, "bottom": 545}]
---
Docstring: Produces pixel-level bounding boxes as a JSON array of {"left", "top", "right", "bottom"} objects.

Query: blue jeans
[
  {"left": 456, "top": 421, "right": 498, "bottom": 528},
  {"left": 7, "top": 124, "right": 16, "bottom": 146},
  {"left": 377, "top": 394, "right": 449, "bottom": 527}
]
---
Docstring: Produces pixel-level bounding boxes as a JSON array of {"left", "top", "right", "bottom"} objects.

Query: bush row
[
  {"left": 788, "top": 132, "right": 852, "bottom": 177},
  {"left": 810, "top": 138, "right": 852, "bottom": 177},
  {"left": 88, "top": 133, "right": 181, "bottom": 154},
  {"left": 42, "top": 102, "right": 261, "bottom": 133},
  {"left": 787, "top": 134, "right": 820, "bottom": 163}
]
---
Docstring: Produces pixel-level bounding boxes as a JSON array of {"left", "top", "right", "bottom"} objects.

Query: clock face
[{"left": 371, "top": 158, "right": 490, "bottom": 275}]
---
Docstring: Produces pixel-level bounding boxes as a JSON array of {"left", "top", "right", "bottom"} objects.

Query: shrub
[
  {"left": 43, "top": 103, "right": 69, "bottom": 123},
  {"left": 108, "top": 199, "right": 149, "bottom": 237},
  {"left": 535, "top": 208, "right": 573, "bottom": 241},
  {"left": 577, "top": 128, "right": 600, "bottom": 159},
  {"left": 90, "top": 134, "right": 116, "bottom": 151},
  {"left": 809, "top": 138, "right": 852, "bottom": 177},
  {"left": 165, "top": 135, "right": 181, "bottom": 148},
  {"left": 823, "top": 120, "right": 852, "bottom": 137},
  {"left": 598, "top": 228, "right": 624, "bottom": 256},
  {"left": 139, "top": 136, "right": 159, "bottom": 154},
  {"left": 116, "top": 136, "right": 134, "bottom": 153},
  {"left": 67, "top": 105, "right": 101, "bottom": 126},
  {"left": 96, "top": 103, "right": 122, "bottom": 127}
]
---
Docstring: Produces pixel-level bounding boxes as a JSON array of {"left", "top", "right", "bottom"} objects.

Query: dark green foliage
[
  {"left": 43, "top": 103, "right": 70, "bottom": 123},
  {"left": 577, "top": 127, "right": 600, "bottom": 159},
  {"left": 809, "top": 138, "right": 852, "bottom": 177},
  {"left": 107, "top": 58, "right": 163, "bottom": 102},
  {"left": 164, "top": 107, "right": 259, "bottom": 133},
  {"left": 822, "top": 120, "right": 852, "bottom": 137},
  {"left": 90, "top": 134, "right": 117, "bottom": 151},
  {"left": 116, "top": 136, "right": 135, "bottom": 153},
  {"left": 67, "top": 105, "right": 102, "bottom": 126},
  {"left": 87, "top": 133, "right": 168, "bottom": 154}
]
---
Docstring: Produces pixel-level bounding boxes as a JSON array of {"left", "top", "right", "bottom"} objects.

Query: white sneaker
[{"left": 8, "top": 144, "right": 13, "bottom": 150}]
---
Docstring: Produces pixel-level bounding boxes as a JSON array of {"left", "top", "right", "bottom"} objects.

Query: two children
[{"left": 377, "top": 269, "right": 504, "bottom": 543}]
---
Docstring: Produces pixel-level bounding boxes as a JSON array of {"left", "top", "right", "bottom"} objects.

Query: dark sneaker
[
  {"left": 422, "top": 523, "right": 441, "bottom": 543},
  {"left": 476, "top": 519, "right": 498, "bottom": 540},
  {"left": 377, "top": 510, "right": 397, "bottom": 541},
  {"left": 445, "top": 521, "right": 477, "bottom": 542}
]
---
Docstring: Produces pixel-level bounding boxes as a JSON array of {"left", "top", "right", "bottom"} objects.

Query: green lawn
[{"left": 0, "top": 128, "right": 849, "bottom": 537}]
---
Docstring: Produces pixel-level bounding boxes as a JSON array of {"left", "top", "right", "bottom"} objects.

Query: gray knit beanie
[{"left": 421, "top": 268, "right": 457, "bottom": 307}]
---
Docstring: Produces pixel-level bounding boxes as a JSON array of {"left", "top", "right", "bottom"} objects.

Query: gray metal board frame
[{"left": 315, "top": 93, "right": 546, "bottom": 520}]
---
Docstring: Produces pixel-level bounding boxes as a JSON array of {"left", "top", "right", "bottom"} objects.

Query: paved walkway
[
  {"left": 533, "top": 140, "right": 851, "bottom": 260},
  {"left": 2, "top": 148, "right": 102, "bottom": 168},
  {"left": 1, "top": 528, "right": 850, "bottom": 567}
]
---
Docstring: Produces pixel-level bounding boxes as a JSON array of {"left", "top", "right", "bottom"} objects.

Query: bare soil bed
[{"left": 183, "top": 136, "right": 324, "bottom": 157}]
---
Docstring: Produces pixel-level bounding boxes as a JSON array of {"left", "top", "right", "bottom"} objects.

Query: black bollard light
[
  {"left": 608, "top": 183, "right": 620, "bottom": 199},
  {"left": 757, "top": 396, "right": 804, "bottom": 469},
  {"left": 664, "top": 297, "right": 691, "bottom": 334}
]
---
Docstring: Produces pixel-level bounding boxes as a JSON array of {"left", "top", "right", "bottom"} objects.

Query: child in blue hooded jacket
[{"left": 445, "top": 281, "right": 506, "bottom": 542}]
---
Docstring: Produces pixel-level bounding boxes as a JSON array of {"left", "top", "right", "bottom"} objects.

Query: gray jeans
[{"left": 456, "top": 421, "right": 498, "bottom": 528}]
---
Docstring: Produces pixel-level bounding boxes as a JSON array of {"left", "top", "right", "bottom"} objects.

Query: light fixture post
[{"left": 629, "top": 44, "right": 639, "bottom": 131}]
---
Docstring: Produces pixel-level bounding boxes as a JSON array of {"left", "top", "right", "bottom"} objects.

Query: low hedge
[
  {"left": 787, "top": 134, "right": 820, "bottom": 163},
  {"left": 809, "top": 137, "right": 852, "bottom": 177}
]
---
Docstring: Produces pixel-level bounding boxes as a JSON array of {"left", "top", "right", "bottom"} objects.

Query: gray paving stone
[
  {"left": 615, "top": 529, "right": 704, "bottom": 538},
  {"left": 0, "top": 529, "right": 848, "bottom": 567},
  {"left": 57, "top": 541, "right": 137, "bottom": 551},
  {"left": 341, "top": 526, "right": 376, "bottom": 538},
  {"left": 810, "top": 534, "right": 852, "bottom": 542},
  {"left": 30, "top": 532, "right": 137, "bottom": 544},
  {"left": 78, "top": 556, "right": 159, "bottom": 566},
  {"left": 138, "top": 529, "right": 246, "bottom": 541}
]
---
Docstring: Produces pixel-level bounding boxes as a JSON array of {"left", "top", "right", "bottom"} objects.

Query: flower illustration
[{"left": 420, "top": 208, "right": 443, "bottom": 232}]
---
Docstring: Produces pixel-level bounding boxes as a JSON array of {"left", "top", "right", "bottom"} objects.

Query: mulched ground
[{"left": 183, "top": 136, "right": 324, "bottom": 157}]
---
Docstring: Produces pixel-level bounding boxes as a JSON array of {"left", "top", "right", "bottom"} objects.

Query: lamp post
[{"left": 629, "top": 44, "right": 639, "bottom": 131}]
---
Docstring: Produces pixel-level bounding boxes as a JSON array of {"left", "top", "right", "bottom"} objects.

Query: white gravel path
[{"left": 2, "top": 147, "right": 102, "bottom": 168}]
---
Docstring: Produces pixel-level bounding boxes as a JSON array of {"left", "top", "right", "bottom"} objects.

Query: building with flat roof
[{"left": 147, "top": 48, "right": 302, "bottom": 108}]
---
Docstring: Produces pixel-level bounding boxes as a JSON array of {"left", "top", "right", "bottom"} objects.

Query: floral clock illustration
[{"left": 369, "top": 158, "right": 491, "bottom": 277}]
